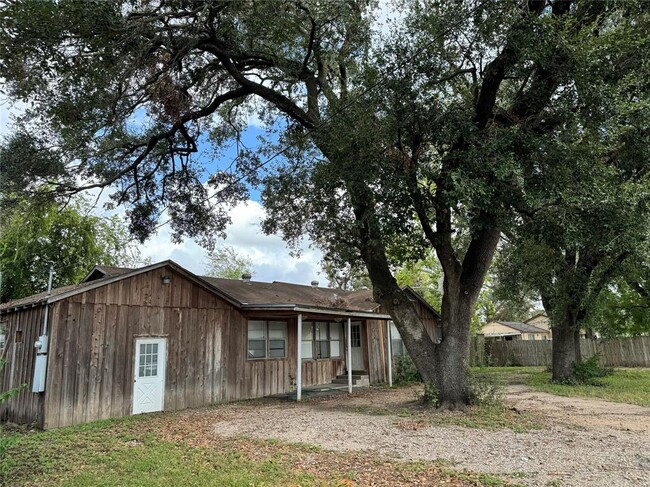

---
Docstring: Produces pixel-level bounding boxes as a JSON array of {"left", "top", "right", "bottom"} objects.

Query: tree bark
[
  {"left": 552, "top": 321, "right": 578, "bottom": 382},
  {"left": 434, "top": 279, "right": 473, "bottom": 409}
]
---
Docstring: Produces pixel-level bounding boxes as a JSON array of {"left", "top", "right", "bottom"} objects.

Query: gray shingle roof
[
  {"left": 201, "top": 276, "right": 378, "bottom": 312},
  {"left": 495, "top": 321, "right": 549, "bottom": 334}
]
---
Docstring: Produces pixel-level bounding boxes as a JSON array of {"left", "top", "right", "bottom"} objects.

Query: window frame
[
  {"left": 0, "top": 321, "right": 6, "bottom": 353},
  {"left": 247, "top": 320, "right": 287, "bottom": 360},
  {"left": 389, "top": 321, "right": 407, "bottom": 357},
  {"left": 301, "top": 320, "right": 343, "bottom": 361}
]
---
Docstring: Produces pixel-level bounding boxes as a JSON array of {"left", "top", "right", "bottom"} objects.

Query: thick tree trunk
[
  {"left": 433, "top": 288, "right": 473, "bottom": 409},
  {"left": 552, "top": 323, "right": 578, "bottom": 382},
  {"left": 574, "top": 327, "right": 582, "bottom": 363},
  {"left": 552, "top": 304, "right": 585, "bottom": 382}
]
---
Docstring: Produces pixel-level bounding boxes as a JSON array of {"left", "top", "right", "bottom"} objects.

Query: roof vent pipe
[
  {"left": 241, "top": 272, "right": 252, "bottom": 282},
  {"left": 311, "top": 280, "right": 319, "bottom": 288}
]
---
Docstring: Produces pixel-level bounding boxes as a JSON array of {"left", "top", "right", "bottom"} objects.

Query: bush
[
  {"left": 418, "top": 382, "right": 439, "bottom": 405},
  {"left": 571, "top": 354, "right": 613, "bottom": 385},
  {"left": 393, "top": 354, "right": 422, "bottom": 384},
  {"left": 467, "top": 371, "right": 504, "bottom": 406}
]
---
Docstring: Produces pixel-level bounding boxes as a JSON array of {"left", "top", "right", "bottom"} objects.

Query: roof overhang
[
  {"left": 241, "top": 304, "right": 391, "bottom": 320},
  {"left": 482, "top": 332, "right": 521, "bottom": 337}
]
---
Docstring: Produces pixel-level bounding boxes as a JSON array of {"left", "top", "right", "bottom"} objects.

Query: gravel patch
[{"left": 212, "top": 386, "right": 650, "bottom": 487}]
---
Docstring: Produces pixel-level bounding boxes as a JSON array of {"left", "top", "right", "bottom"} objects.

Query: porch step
[{"left": 332, "top": 373, "right": 370, "bottom": 386}]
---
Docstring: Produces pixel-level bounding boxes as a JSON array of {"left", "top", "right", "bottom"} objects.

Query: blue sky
[
  {"left": 0, "top": 99, "right": 326, "bottom": 285},
  {"left": 0, "top": 1, "right": 399, "bottom": 286}
]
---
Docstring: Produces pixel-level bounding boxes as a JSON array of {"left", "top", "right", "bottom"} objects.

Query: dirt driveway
[{"left": 209, "top": 385, "right": 650, "bottom": 487}]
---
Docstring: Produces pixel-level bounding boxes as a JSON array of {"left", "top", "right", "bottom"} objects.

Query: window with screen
[
  {"left": 315, "top": 322, "right": 329, "bottom": 358},
  {"left": 301, "top": 321, "right": 314, "bottom": 359},
  {"left": 268, "top": 321, "right": 287, "bottom": 358},
  {"left": 302, "top": 321, "right": 343, "bottom": 360},
  {"left": 329, "top": 322, "right": 341, "bottom": 357},
  {"left": 247, "top": 320, "right": 287, "bottom": 359}
]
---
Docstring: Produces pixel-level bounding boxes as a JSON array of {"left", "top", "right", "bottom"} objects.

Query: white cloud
[{"left": 84, "top": 190, "right": 324, "bottom": 285}]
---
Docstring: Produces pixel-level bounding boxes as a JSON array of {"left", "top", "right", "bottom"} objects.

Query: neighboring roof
[
  {"left": 486, "top": 321, "right": 549, "bottom": 334},
  {"left": 201, "top": 276, "right": 378, "bottom": 313},
  {"left": 82, "top": 265, "right": 134, "bottom": 282},
  {"left": 525, "top": 312, "right": 548, "bottom": 323}
]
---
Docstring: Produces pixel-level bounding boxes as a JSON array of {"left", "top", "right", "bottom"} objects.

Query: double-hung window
[
  {"left": 247, "top": 320, "right": 287, "bottom": 359},
  {"left": 302, "top": 321, "right": 342, "bottom": 359}
]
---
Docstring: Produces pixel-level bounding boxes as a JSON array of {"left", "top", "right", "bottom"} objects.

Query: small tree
[
  {"left": 0, "top": 196, "right": 145, "bottom": 302},
  {"left": 204, "top": 246, "right": 253, "bottom": 280}
]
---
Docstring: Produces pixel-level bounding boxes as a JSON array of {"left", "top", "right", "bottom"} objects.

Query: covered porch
[{"left": 243, "top": 306, "right": 394, "bottom": 400}]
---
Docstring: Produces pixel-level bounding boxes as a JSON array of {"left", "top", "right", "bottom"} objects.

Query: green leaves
[{"left": 0, "top": 196, "right": 143, "bottom": 302}]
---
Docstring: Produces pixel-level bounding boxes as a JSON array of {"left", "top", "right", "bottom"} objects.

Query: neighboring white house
[{"left": 480, "top": 320, "right": 551, "bottom": 341}]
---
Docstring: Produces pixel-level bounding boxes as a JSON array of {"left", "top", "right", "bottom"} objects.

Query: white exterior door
[
  {"left": 133, "top": 338, "right": 166, "bottom": 415},
  {"left": 350, "top": 322, "right": 364, "bottom": 371}
]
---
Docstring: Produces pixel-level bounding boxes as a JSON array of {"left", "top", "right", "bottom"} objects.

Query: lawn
[
  {"left": 0, "top": 410, "right": 509, "bottom": 487},
  {"left": 473, "top": 366, "right": 650, "bottom": 407}
]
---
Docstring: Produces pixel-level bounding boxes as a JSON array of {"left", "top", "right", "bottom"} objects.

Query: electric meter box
[{"left": 32, "top": 355, "right": 47, "bottom": 393}]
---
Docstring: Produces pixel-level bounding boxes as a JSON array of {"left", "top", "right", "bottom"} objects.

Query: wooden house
[{"left": 0, "top": 261, "right": 440, "bottom": 429}]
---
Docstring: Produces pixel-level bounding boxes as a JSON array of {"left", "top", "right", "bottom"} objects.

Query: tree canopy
[
  {"left": 204, "top": 245, "right": 253, "bottom": 280},
  {"left": 0, "top": 196, "right": 144, "bottom": 302},
  {"left": 1, "top": 0, "right": 648, "bottom": 402}
]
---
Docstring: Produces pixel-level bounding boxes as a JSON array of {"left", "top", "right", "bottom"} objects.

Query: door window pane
[
  {"left": 139, "top": 342, "right": 159, "bottom": 376},
  {"left": 351, "top": 324, "right": 361, "bottom": 347}
]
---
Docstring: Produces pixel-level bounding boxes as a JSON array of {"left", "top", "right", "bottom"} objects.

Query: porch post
[
  {"left": 297, "top": 313, "right": 302, "bottom": 401},
  {"left": 347, "top": 317, "right": 352, "bottom": 394},
  {"left": 387, "top": 321, "right": 393, "bottom": 387}
]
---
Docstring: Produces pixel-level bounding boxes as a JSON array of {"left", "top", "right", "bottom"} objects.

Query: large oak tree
[{"left": 1, "top": 0, "right": 643, "bottom": 406}]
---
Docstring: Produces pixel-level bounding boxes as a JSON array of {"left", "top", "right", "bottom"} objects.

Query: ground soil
[{"left": 204, "top": 385, "right": 650, "bottom": 487}]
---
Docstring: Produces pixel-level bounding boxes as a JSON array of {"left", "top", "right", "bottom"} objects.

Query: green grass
[
  {"left": 427, "top": 403, "right": 542, "bottom": 433},
  {"left": 0, "top": 417, "right": 317, "bottom": 487},
  {"left": 0, "top": 411, "right": 510, "bottom": 487},
  {"left": 473, "top": 366, "right": 650, "bottom": 407}
]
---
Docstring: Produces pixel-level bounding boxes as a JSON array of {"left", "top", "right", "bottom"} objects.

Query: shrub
[
  {"left": 467, "top": 371, "right": 504, "bottom": 406},
  {"left": 418, "top": 382, "right": 439, "bottom": 405},
  {"left": 571, "top": 354, "right": 613, "bottom": 385},
  {"left": 393, "top": 354, "right": 422, "bottom": 384}
]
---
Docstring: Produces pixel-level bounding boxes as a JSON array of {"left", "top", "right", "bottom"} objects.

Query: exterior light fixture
[{"left": 161, "top": 275, "right": 171, "bottom": 285}]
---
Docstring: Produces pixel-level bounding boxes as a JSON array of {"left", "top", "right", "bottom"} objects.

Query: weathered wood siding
[
  {"left": 366, "top": 319, "right": 389, "bottom": 384},
  {"left": 231, "top": 316, "right": 346, "bottom": 401},
  {"left": 411, "top": 300, "right": 441, "bottom": 343},
  {"left": 41, "top": 266, "right": 234, "bottom": 429},
  {"left": 0, "top": 306, "right": 46, "bottom": 427}
]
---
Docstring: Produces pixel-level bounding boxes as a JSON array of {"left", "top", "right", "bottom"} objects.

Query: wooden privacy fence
[{"left": 470, "top": 336, "right": 650, "bottom": 367}]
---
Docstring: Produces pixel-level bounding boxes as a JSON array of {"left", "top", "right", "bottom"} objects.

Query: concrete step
[
  {"left": 336, "top": 374, "right": 368, "bottom": 381},
  {"left": 331, "top": 376, "right": 370, "bottom": 386}
]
